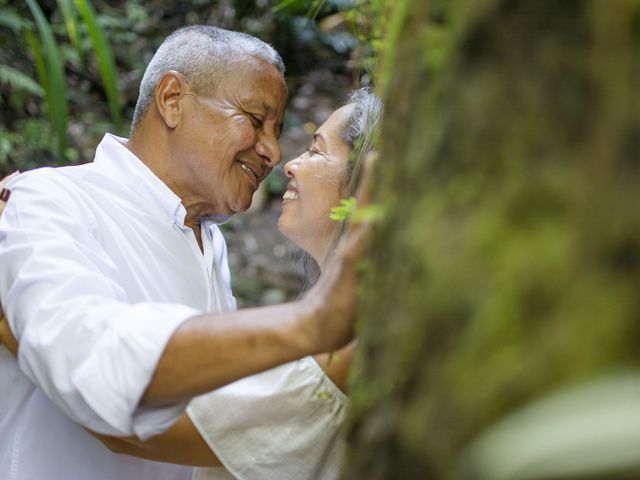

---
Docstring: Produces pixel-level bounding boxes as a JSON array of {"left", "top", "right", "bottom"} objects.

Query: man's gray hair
[{"left": 131, "top": 25, "right": 284, "bottom": 134}]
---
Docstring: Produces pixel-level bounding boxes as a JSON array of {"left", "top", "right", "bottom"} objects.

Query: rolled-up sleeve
[{"left": 0, "top": 172, "right": 200, "bottom": 439}]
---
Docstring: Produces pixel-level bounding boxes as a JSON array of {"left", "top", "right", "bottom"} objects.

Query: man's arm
[
  {"left": 1, "top": 170, "right": 365, "bottom": 436},
  {"left": 2, "top": 307, "right": 352, "bottom": 469},
  {"left": 141, "top": 263, "right": 358, "bottom": 406},
  {"left": 141, "top": 207, "right": 365, "bottom": 406}
]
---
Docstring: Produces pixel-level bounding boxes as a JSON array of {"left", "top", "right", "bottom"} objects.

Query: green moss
[{"left": 345, "top": 0, "right": 640, "bottom": 478}]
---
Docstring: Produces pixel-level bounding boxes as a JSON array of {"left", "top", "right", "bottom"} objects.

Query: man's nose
[{"left": 256, "top": 130, "right": 282, "bottom": 167}]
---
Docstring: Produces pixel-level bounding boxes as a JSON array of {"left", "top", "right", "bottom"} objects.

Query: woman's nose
[{"left": 284, "top": 159, "right": 296, "bottom": 178}]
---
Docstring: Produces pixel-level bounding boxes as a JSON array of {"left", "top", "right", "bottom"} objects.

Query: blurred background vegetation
[
  {"left": 0, "top": 0, "right": 386, "bottom": 170},
  {"left": 4, "top": 1, "right": 640, "bottom": 479},
  {"left": 0, "top": 0, "right": 387, "bottom": 306}
]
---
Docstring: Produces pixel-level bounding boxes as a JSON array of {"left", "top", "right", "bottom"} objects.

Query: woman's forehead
[{"left": 317, "top": 105, "right": 353, "bottom": 137}]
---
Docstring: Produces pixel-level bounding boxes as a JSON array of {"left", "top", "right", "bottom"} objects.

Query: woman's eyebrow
[{"left": 313, "top": 132, "right": 327, "bottom": 148}]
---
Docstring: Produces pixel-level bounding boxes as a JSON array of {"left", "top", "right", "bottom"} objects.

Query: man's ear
[{"left": 154, "top": 71, "right": 189, "bottom": 129}]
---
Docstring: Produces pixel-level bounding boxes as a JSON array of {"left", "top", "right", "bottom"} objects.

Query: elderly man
[{"left": 0, "top": 26, "right": 360, "bottom": 480}]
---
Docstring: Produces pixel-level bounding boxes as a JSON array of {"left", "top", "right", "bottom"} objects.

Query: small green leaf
[{"left": 330, "top": 197, "right": 358, "bottom": 221}]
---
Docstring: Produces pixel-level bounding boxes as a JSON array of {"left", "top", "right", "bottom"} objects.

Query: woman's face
[{"left": 278, "top": 105, "right": 353, "bottom": 263}]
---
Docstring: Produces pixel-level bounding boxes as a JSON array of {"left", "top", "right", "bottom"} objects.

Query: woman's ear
[{"left": 154, "top": 71, "right": 189, "bottom": 129}]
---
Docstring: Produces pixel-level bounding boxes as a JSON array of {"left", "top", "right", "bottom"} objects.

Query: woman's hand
[
  {"left": 0, "top": 171, "right": 19, "bottom": 355},
  {"left": 0, "top": 316, "right": 18, "bottom": 356},
  {"left": 0, "top": 171, "right": 19, "bottom": 216}
]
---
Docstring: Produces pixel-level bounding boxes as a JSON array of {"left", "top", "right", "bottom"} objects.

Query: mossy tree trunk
[{"left": 345, "top": 0, "right": 640, "bottom": 478}]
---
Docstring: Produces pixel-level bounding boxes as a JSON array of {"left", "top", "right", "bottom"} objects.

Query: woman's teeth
[{"left": 283, "top": 190, "right": 299, "bottom": 200}]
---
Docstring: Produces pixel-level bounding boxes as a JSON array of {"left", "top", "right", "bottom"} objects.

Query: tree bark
[{"left": 344, "top": 1, "right": 640, "bottom": 478}]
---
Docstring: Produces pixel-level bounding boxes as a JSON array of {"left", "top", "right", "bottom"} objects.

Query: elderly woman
[{"left": 0, "top": 88, "right": 382, "bottom": 479}]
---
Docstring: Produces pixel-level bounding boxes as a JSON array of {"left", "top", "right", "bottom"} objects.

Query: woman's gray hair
[
  {"left": 302, "top": 87, "right": 383, "bottom": 288},
  {"left": 131, "top": 25, "right": 284, "bottom": 134},
  {"left": 339, "top": 87, "right": 383, "bottom": 199},
  {"left": 341, "top": 87, "right": 383, "bottom": 153}
]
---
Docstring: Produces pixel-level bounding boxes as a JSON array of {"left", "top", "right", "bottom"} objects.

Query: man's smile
[{"left": 238, "top": 161, "right": 261, "bottom": 187}]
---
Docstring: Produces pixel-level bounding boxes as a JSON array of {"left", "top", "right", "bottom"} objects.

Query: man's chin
[{"left": 231, "top": 196, "right": 254, "bottom": 214}]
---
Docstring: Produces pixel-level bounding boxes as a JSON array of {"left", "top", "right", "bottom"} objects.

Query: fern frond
[
  {"left": 0, "top": 8, "right": 26, "bottom": 31},
  {"left": 0, "top": 65, "right": 44, "bottom": 97}
]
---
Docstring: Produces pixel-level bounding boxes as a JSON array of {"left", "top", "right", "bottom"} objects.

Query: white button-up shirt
[{"left": 0, "top": 134, "right": 235, "bottom": 480}]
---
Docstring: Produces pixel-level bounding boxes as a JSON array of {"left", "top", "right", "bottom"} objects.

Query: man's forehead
[{"left": 243, "top": 97, "right": 285, "bottom": 114}]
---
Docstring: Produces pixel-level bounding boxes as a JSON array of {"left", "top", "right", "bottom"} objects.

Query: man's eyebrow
[{"left": 244, "top": 100, "right": 272, "bottom": 114}]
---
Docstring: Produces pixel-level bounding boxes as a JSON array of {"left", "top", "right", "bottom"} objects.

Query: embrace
[{"left": 0, "top": 25, "right": 381, "bottom": 480}]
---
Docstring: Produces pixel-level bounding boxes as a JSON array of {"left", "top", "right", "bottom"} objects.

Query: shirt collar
[{"left": 93, "top": 133, "right": 187, "bottom": 226}]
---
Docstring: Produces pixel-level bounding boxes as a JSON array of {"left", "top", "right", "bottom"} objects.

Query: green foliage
[
  {"left": 345, "top": 0, "right": 389, "bottom": 81},
  {"left": 26, "top": 0, "right": 68, "bottom": 160},
  {"left": 0, "top": 7, "right": 25, "bottom": 30},
  {"left": 272, "top": 0, "right": 388, "bottom": 82},
  {"left": 0, "top": 0, "right": 378, "bottom": 177},
  {"left": 0, "top": 65, "right": 44, "bottom": 98},
  {"left": 0, "top": 0, "right": 122, "bottom": 168},
  {"left": 0, "top": 119, "right": 53, "bottom": 170},
  {"left": 74, "top": 0, "right": 122, "bottom": 132},
  {"left": 57, "top": 0, "right": 80, "bottom": 49},
  {"left": 330, "top": 196, "right": 386, "bottom": 223},
  {"left": 330, "top": 196, "right": 357, "bottom": 221}
]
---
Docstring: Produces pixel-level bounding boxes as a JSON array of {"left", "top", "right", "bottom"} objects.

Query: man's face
[{"left": 172, "top": 57, "right": 287, "bottom": 217}]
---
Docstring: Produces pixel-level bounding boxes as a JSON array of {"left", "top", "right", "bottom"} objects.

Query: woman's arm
[
  {"left": 95, "top": 413, "right": 223, "bottom": 467},
  {"left": 314, "top": 341, "right": 356, "bottom": 393}
]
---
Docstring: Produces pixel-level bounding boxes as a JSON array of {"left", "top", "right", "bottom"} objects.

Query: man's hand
[{"left": 300, "top": 221, "right": 370, "bottom": 353}]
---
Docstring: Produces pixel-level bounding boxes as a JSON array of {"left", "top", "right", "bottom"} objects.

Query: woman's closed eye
[{"left": 306, "top": 145, "right": 325, "bottom": 157}]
